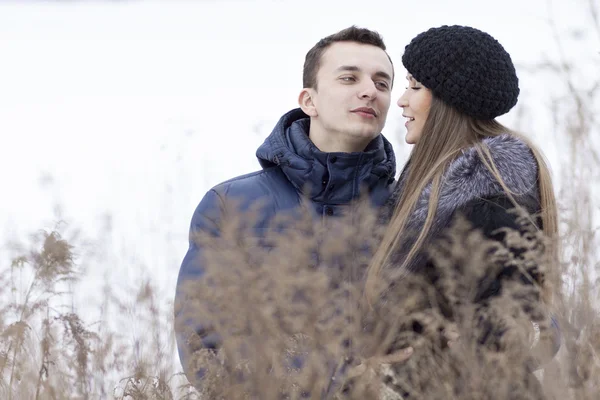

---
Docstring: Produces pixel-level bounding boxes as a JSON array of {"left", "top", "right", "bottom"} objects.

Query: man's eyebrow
[
  {"left": 335, "top": 65, "right": 392, "bottom": 81},
  {"left": 374, "top": 71, "right": 392, "bottom": 82},
  {"left": 334, "top": 65, "right": 361, "bottom": 73}
]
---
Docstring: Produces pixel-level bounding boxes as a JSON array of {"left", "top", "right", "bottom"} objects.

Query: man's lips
[{"left": 351, "top": 107, "right": 377, "bottom": 118}]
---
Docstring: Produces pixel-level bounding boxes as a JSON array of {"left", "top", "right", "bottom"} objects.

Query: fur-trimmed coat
[
  {"left": 372, "top": 134, "right": 561, "bottom": 399},
  {"left": 385, "top": 134, "right": 542, "bottom": 273}
]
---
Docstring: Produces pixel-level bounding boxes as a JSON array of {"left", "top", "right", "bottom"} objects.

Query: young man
[{"left": 174, "top": 26, "right": 397, "bottom": 387}]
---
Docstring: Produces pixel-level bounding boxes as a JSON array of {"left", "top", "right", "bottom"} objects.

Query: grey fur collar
[{"left": 387, "top": 134, "right": 540, "bottom": 245}]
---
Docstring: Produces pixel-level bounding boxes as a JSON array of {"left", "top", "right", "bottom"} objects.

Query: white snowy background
[{"left": 0, "top": 0, "right": 598, "bottom": 377}]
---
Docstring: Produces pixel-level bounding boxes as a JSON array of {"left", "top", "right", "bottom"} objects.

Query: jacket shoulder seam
[{"left": 214, "top": 166, "right": 280, "bottom": 188}]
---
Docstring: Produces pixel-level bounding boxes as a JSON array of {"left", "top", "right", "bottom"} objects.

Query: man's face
[{"left": 308, "top": 42, "right": 393, "bottom": 147}]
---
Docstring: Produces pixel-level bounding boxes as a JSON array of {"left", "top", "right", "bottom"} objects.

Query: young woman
[{"left": 365, "top": 25, "right": 561, "bottom": 374}]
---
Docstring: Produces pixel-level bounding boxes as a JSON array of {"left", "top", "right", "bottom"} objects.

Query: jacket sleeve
[
  {"left": 454, "top": 195, "right": 561, "bottom": 367},
  {"left": 174, "top": 189, "right": 225, "bottom": 386}
]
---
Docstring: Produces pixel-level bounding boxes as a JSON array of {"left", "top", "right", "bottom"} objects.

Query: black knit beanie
[{"left": 402, "top": 25, "right": 520, "bottom": 120}]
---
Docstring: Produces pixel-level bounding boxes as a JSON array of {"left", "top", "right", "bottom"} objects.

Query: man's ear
[{"left": 298, "top": 88, "right": 318, "bottom": 117}]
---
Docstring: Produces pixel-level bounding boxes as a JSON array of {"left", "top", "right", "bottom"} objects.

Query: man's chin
[
  {"left": 351, "top": 131, "right": 380, "bottom": 142},
  {"left": 352, "top": 125, "right": 382, "bottom": 138}
]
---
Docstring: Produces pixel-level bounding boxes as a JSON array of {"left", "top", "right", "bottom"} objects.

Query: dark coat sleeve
[
  {"left": 174, "top": 189, "right": 225, "bottom": 386},
  {"left": 456, "top": 195, "right": 540, "bottom": 299},
  {"left": 457, "top": 195, "right": 539, "bottom": 241},
  {"left": 452, "top": 195, "right": 561, "bottom": 366}
]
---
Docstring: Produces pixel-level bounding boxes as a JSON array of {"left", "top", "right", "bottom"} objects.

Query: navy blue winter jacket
[{"left": 174, "top": 108, "right": 397, "bottom": 384}]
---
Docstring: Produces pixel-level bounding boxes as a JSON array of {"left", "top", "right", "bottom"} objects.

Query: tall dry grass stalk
[{"left": 0, "top": 228, "right": 185, "bottom": 399}]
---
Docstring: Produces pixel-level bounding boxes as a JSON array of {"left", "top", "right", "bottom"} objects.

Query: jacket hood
[{"left": 256, "top": 108, "right": 396, "bottom": 204}]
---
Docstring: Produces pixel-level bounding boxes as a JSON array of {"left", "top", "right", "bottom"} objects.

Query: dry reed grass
[{"left": 1, "top": 1, "right": 598, "bottom": 398}]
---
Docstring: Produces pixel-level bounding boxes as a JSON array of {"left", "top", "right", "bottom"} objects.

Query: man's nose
[{"left": 358, "top": 81, "right": 377, "bottom": 100}]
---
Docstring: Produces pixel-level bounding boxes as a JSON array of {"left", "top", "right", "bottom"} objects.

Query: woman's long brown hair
[{"left": 365, "top": 96, "right": 558, "bottom": 303}]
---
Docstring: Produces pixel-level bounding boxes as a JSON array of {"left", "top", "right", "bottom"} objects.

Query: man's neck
[{"left": 308, "top": 125, "right": 370, "bottom": 153}]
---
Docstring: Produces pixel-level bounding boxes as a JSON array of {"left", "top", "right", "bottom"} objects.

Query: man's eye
[
  {"left": 376, "top": 82, "right": 390, "bottom": 90},
  {"left": 341, "top": 76, "right": 356, "bottom": 82}
]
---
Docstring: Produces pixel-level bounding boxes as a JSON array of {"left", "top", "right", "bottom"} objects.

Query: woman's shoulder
[
  {"left": 440, "top": 134, "right": 540, "bottom": 210},
  {"left": 448, "top": 134, "right": 536, "bottom": 181}
]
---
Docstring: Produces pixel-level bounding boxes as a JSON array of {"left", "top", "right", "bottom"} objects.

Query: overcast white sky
[{"left": 0, "top": 0, "right": 598, "bottom": 375}]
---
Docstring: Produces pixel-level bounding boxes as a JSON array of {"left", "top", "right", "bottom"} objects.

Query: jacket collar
[
  {"left": 388, "top": 134, "right": 541, "bottom": 231},
  {"left": 257, "top": 108, "right": 396, "bottom": 204}
]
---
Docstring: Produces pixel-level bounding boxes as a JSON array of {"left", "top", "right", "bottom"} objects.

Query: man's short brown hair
[{"left": 303, "top": 26, "right": 392, "bottom": 90}]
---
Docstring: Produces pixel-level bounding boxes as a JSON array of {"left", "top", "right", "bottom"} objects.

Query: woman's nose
[{"left": 397, "top": 93, "right": 408, "bottom": 107}]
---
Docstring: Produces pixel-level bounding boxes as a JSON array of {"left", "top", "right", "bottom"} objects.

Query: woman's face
[{"left": 397, "top": 74, "right": 433, "bottom": 144}]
